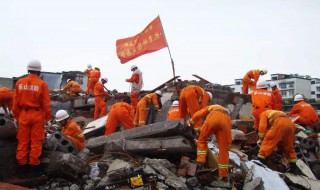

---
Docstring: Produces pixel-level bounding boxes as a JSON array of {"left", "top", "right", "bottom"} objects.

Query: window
[
  {"left": 281, "top": 91, "right": 287, "bottom": 96},
  {"left": 317, "top": 94, "right": 320, "bottom": 98},
  {"left": 279, "top": 83, "right": 286, "bottom": 89},
  {"left": 236, "top": 81, "right": 241, "bottom": 85},
  {"left": 289, "top": 82, "right": 294, "bottom": 88},
  {"left": 271, "top": 76, "right": 278, "bottom": 80},
  {"left": 317, "top": 87, "right": 320, "bottom": 92},
  {"left": 312, "top": 91, "right": 315, "bottom": 95},
  {"left": 231, "top": 88, "right": 235, "bottom": 92},
  {"left": 311, "top": 81, "right": 315, "bottom": 84},
  {"left": 289, "top": 90, "right": 294, "bottom": 96}
]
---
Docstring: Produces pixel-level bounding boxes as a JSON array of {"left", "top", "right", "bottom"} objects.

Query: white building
[{"left": 229, "top": 73, "right": 319, "bottom": 101}]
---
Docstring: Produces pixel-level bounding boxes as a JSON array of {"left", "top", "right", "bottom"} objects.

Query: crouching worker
[
  {"left": 257, "top": 110, "right": 299, "bottom": 174},
  {"left": 63, "top": 79, "right": 83, "bottom": 96},
  {"left": 190, "top": 105, "right": 232, "bottom": 187},
  {"left": 167, "top": 100, "right": 181, "bottom": 121},
  {"left": 55, "top": 110, "right": 85, "bottom": 151},
  {"left": 105, "top": 102, "right": 135, "bottom": 135}
]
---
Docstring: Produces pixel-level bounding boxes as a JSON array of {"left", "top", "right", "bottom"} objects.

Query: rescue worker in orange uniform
[
  {"left": 242, "top": 69, "right": 267, "bottom": 94},
  {"left": 167, "top": 100, "right": 181, "bottom": 120},
  {"left": 94, "top": 77, "right": 112, "bottom": 119},
  {"left": 134, "top": 90, "right": 162, "bottom": 127},
  {"left": 87, "top": 67, "right": 101, "bottom": 94},
  {"left": 55, "top": 110, "right": 85, "bottom": 151},
  {"left": 105, "top": 102, "right": 135, "bottom": 135},
  {"left": 270, "top": 82, "right": 283, "bottom": 111},
  {"left": 289, "top": 94, "right": 318, "bottom": 127},
  {"left": 12, "top": 60, "right": 51, "bottom": 177},
  {"left": 63, "top": 79, "right": 83, "bottom": 96},
  {"left": 0, "top": 87, "right": 14, "bottom": 115},
  {"left": 179, "top": 85, "right": 212, "bottom": 128},
  {"left": 257, "top": 110, "right": 299, "bottom": 173},
  {"left": 190, "top": 105, "right": 232, "bottom": 186},
  {"left": 84, "top": 64, "right": 93, "bottom": 93},
  {"left": 251, "top": 80, "right": 275, "bottom": 130},
  {"left": 125, "top": 65, "right": 143, "bottom": 110}
]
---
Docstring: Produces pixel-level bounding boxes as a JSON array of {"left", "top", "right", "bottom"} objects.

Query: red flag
[{"left": 116, "top": 16, "right": 167, "bottom": 64}]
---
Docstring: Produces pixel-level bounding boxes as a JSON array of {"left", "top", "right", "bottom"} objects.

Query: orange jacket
[
  {"left": 243, "top": 70, "right": 261, "bottom": 84},
  {"left": 252, "top": 89, "right": 275, "bottom": 111},
  {"left": 84, "top": 69, "right": 92, "bottom": 76},
  {"left": 62, "top": 120, "right": 85, "bottom": 151},
  {"left": 126, "top": 73, "right": 139, "bottom": 83},
  {"left": 63, "top": 81, "right": 82, "bottom": 94},
  {"left": 258, "top": 110, "right": 288, "bottom": 140},
  {"left": 140, "top": 92, "right": 161, "bottom": 110},
  {"left": 0, "top": 87, "right": 14, "bottom": 111},
  {"left": 272, "top": 87, "right": 283, "bottom": 110},
  {"left": 13, "top": 74, "right": 51, "bottom": 121},
  {"left": 183, "top": 85, "right": 210, "bottom": 108},
  {"left": 167, "top": 106, "right": 181, "bottom": 120},
  {"left": 89, "top": 69, "right": 101, "bottom": 79},
  {"left": 94, "top": 82, "right": 110, "bottom": 97},
  {"left": 289, "top": 101, "right": 318, "bottom": 126},
  {"left": 190, "top": 105, "right": 227, "bottom": 125}
]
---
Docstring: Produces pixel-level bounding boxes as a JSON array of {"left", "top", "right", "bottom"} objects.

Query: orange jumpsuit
[
  {"left": 289, "top": 101, "right": 318, "bottom": 127},
  {"left": 94, "top": 82, "right": 110, "bottom": 119},
  {"left": 166, "top": 106, "right": 181, "bottom": 120},
  {"left": 257, "top": 110, "right": 297, "bottom": 163},
  {"left": 62, "top": 120, "right": 85, "bottom": 151},
  {"left": 192, "top": 105, "right": 232, "bottom": 177},
  {"left": 179, "top": 85, "right": 210, "bottom": 128},
  {"left": 88, "top": 69, "right": 101, "bottom": 94},
  {"left": 242, "top": 70, "right": 261, "bottom": 94},
  {"left": 134, "top": 93, "right": 160, "bottom": 127},
  {"left": 0, "top": 87, "right": 14, "bottom": 114},
  {"left": 105, "top": 102, "right": 135, "bottom": 135},
  {"left": 272, "top": 87, "right": 283, "bottom": 111},
  {"left": 84, "top": 68, "right": 92, "bottom": 93},
  {"left": 63, "top": 81, "right": 82, "bottom": 96},
  {"left": 126, "top": 70, "right": 143, "bottom": 110},
  {"left": 251, "top": 89, "right": 275, "bottom": 130},
  {"left": 13, "top": 74, "right": 51, "bottom": 166}
]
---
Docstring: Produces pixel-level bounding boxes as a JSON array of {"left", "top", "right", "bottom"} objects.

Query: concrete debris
[
  {"left": 243, "top": 176, "right": 264, "bottom": 190},
  {"left": 285, "top": 173, "right": 320, "bottom": 190},
  {"left": 0, "top": 116, "right": 16, "bottom": 138},
  {"left": 43, "top": 131, "right": 78, "bottom": 154},
  {"left": 296, "top": 159, "right": 317, "bottom": 180}
]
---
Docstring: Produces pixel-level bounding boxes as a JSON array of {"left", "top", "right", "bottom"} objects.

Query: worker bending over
[
  {"left": 0, "top": 87, "right": 14, "bottom": 116},
  {"left": 167, "top": 100, "right": 181, "bottom": 120},
  {"left": 242, "top": 69, "right": 267, "bottom": 94},
  {"left": 63, "top": 79, "right": 83, "bottom": 96}
]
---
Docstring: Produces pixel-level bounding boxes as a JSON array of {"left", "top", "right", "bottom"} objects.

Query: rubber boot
[
  {"left": 17, "top": 164, "right": 29, "bottom": 179},
  {"left": 257, "top": 157, "right": 267, "bottom": 165},
  {"left": 210, "top": 176, "right": 231, "bottom": 188},
  {"left": 289, "top": 162, "right": 301, "bottom": 175},
  {"left": 29, "top": 165, "right": 43, "bottom": 177}
]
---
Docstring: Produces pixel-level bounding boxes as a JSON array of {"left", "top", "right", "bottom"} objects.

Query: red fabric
[
  {"left": 105, "top": 102, "right": 135, "bottom": 135},
  {"left": 0, "top": 87, "right": 13, "bottom": 113},
  {"left": 62, "top": 120, "right": 85, "bottom": 151},
  {"left": 116, "top": 16, "right": 167, "bottom": 64},
  {"left": 13, "top": 74, "right": 51, "bottom": 165},
  {"left": 289, "top": 101, "right": 318, "bottom": 126},
  {"left": 242, "top": 70, "right": 261, "bottom": 94}
]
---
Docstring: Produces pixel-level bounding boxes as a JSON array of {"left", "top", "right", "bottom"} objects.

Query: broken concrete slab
[
  {"left": 43, "top": 132, "right": 78, "bottom": 155},
  {"left": 83, "top": 115, "right": 108, "bottom": 139},
  {"left": 243, "top": 177, "right": 264, "bottom": 190},
  {"left": 285, "top": 173, "right": 320, "bottom": 190},
  {"left": 296, "top": 159, "right": 317, "bottom": 180},
  {"left": 86, "top": 120, "right": 195, "bottom": 154},
  {"left": 0, "top": 116, "right": 16, "bottom": 138},
  {"left": 106, "top": 159, "right": 133, "bottom": 182},
  {"left": 104, "top": 136, "right": 195, "bottom": 155}
]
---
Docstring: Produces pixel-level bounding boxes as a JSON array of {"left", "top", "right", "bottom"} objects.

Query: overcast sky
[{"left": 1, "top": 0, "right": 320, "bottom": 91}]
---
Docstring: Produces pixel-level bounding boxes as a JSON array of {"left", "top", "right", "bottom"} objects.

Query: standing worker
[
  {"left": 63, "top": 79, "right": 83, "bottom": 96},
  {"left": 134, "top": 91, "right": 162, "bottom": 127},
  {"left": 94, "top": 77, "right": 112, "bottom": 119},
  {"left": 179, "top": 85, "right": 212, "bottom": 128},
  {"left": 242, "top": 69, "right": 267, "bottom": 94},
  {"left": 125, "top": 65, "right": 143, "bottom": 110},
  {"left": 55, "top": 110, "right": 85, "bottom": 151},
  {"left": 257, "top": 110, "right": 299, "bottom": 174},
  {"left": 190, "top": 105, "right": 232, "bottom": 187},
  {"left": 288, "top": 94, "right": 318, "bottom": 127},
  {"left": 87, "top": 66, "right": 101, "bottom": 94},
  {"left": 251, "top": 80, "right": 275, "bottom": 130},
  {"left": 84, "top": 64, "right": 93, "bottom": 94},
  {"left": 167, "top": 100, "right": 181, "bottom": 120},
  {"left": 12, "top": 60, "right": 51, "bottom": 178},
  {"left": 105, "top": 102, "right": 135, "bottom": 135},
  {"left": 0, "top": 87, "right": 14, "bottom": 116},
  {"left": 270, "top": 82, "right": 283, "bottom": 111}
]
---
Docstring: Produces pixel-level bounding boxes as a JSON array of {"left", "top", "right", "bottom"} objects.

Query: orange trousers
[
  {"left": 105, "top": 106, "right": 134, "bottom": 135},
  {"left": 179, "top": 89, "right": 202, "bottom": 128},
  {"left": 16, "top": 109, "right": 45, "bottom": 166},
  {"left": 68, "top": 136, "right": 84, "bottom": 151},
  {"left": 258, "top": 117, "right": 297, "bottom": 162},
  {"left": 242, "top": 81, "right": 256, "bottom": 94},
  {"left": 130, "top": 92, "right": 140, "bottom": 110},
  {"left": 197, "top": 111, "right": 232, "bottom": 177},
  {"left": 69, "top": 86, "right": 82, "bottom": 96},
  {"left": 94, "top": 96, "right": 107, "bottom": 119},
  {"left": 88, "top": 77, "right": 99, "bottom": 94},
  {"left": 134, "top": 100, "right": 147, "bottom": 127}
]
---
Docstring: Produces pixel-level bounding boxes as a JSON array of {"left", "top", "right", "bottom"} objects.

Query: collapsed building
[{"left": 0, "top": 74, "right": 320, "bottom": 190}]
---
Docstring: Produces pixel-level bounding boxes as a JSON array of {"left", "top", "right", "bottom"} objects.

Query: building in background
[
  {"left": 0, "top": 77, "right": 13, "bottom": 89},
  {"left": 311, "top": 78, "right": 320, "bottom": 100}
]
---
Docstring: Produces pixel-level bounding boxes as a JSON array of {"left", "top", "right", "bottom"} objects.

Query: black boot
[
  {"left": 29, "top": 165, "right": 43, "bottom": 177},
  {"left": 257, "top": 157, "right": 267, "bottom": 165},
  {"left": 289, "top": 162, "right": 301, "bottom": 175},
  {"left": 17, "top": 164, "right": 29, "bottom": 179}
]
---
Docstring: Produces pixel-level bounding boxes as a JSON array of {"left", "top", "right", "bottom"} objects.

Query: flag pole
[{"left": 158, "top": 15, "right": 176, "bottom": 78}]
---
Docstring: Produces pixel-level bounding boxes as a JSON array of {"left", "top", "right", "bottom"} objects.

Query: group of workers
[{"left": 2, "top": 60, "right": 319, "bottom": 184}]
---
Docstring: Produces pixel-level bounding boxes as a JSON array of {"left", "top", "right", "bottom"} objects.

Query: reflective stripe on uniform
[
  {"left": 199, "top": 88, "right": 205, "bottom": 103},
  {"left": 257, "top": 155, "right": 265, "bottom": 159},
  {"left": 218, "top": 164, "right": 229, "bottom": 169},
  {"left": 267, "top": 110, "right": 277, "bottom": 123},
  {"left": 197, "top": 150, "right": 207, "bottom": 155},
  {"left": 77, "top": 133, "right": 84, "bottom": 138},
  {"left": 289, "top": 159, "right": 297, "bottom": 163},
  {"left": 258, "top": 133, "right": 264, "bottom": 138},
  {"left": 138, "top": 121, "right": 145, "bottom": 125}
]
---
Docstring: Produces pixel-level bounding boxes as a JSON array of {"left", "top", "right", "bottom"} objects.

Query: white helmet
[
  {"left": 261, "top": 69, "right": 268, "bottom": 75},
  {"left": 207, "top": 91, "right": 213, "bottom": 101},
  {"left": 294, "top": 94, "right": 304, "bottom": 101},
  {"left": 131, "top": 65, "right": 138, "bottom": 71},
  {"left": 0, "top": 107, "right": 5, "bottom": 115},
  {"left": 270, "top": 82, "right": 277, "bottom": 88},
  {"left": 27, "top": 60, "right": 42, "bottom": 71},
  {"left": 155, "top": 90, "right": 162, "bottom": 97},
  {"left": 101, "top": 77, "right": 108, "bottom": 83},
  {"left": 172, "top": 100, "right": 179, "bottom": 107},
  {"left": 87, "top": 64, "right": 92, "bottom": 69},
  {"left": 256, "top": 80, "right": 267, "bottom": 89},
  {"left": 55, "top": 110, "right": 69, "bottom": 122},
  {"left": 67, "top": 79, "right": 71, "bottom": 83}
]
